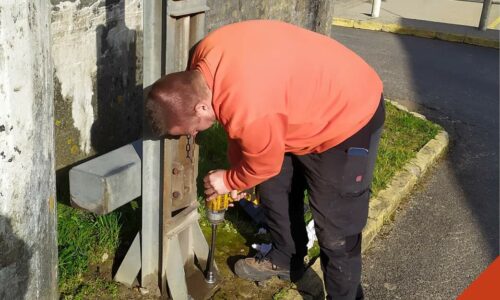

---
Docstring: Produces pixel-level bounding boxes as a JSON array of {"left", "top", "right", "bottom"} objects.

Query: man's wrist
[{"left": 222, "top": 170, "right": 234, "bottom": 192}]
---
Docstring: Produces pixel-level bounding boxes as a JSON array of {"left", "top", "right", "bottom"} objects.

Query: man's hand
[
  {"left": 203, "top": 170, "right": 230, "bottom": 200},
  {"left": 230, "top": 190, "right": 247, "bottom": 201}
]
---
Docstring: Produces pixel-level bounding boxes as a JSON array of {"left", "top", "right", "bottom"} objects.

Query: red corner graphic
[{"left": 457, "top": 256, "right": 500, "bottom": 300}]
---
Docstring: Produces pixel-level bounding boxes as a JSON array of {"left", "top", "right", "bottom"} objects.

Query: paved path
[
  {"left": 330, "top": 26, "right": 498, "bottom": 299},
  {"left": 335, "top": 0, "right": 500, "bottom": 29}
]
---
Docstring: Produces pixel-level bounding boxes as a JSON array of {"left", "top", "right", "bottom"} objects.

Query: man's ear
[{"left": 194, "top": 102, "right": 209, "bottom": 115}]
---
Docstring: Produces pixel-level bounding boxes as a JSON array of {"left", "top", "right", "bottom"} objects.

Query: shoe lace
[
  {"left": 254, "top": 251, "right": 268, "bottom": 263},
  {"left": 254, "top": 252, "right": 278, "bottom": 270}
]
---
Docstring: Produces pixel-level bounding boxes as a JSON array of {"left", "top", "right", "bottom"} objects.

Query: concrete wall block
[
  {"left": 69, "top": 142, "right": 141, "bottom": 214},
  {"left": 0, "top": 0, "right": 57, "bottom": 298}
]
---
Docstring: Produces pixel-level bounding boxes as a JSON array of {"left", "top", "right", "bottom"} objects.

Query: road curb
[
  {"left": 281, "top": 100, "right": 450, "bottom": 299},
  {"left": 333, "top": 17, "right": 500, "bottom": 49}
]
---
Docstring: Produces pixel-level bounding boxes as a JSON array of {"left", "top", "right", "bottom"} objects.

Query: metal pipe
[
  {"left": 479, "top": 0, "right": 493, "bottom": 30},
  {"left": 205, "top": 223, "right": 218, "bottom": 284},
  {"left": 371, "top": 0, "right": 382, "bottom": 18}
]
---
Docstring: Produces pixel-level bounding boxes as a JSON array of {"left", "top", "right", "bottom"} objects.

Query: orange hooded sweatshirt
[{"left": 190, "top": 20, "right": 383, "bottom": 191}]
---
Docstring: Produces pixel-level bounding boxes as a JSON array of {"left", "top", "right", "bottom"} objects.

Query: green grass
[
  {"left": 57, "top": 100, "right": 441, "bottom": 298},
  {"left": 372, "top": 102, "right": 440, "bottom": 195},
  {"left": 58, "top": 204, "right": 121, "bottom": 297},
  {"left": 63, "top": 277, "right": 119, "bottom": 300},
  {"left": 58, "top": 200, "right": 140, "bottom": 298}
]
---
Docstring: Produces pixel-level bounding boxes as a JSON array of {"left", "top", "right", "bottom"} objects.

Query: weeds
[
  {"left": 92, "top": 214, "right": 121, "bottom": 263},
  {"left": 58, "top": 204, "right": 121, "bottom": 297}
]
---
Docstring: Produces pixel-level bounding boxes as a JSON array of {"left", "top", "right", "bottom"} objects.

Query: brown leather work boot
[{"left": 234, "top": 256, "right": 291, "bottom": 282}]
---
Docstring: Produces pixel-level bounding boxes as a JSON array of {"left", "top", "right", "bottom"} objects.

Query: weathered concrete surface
[
  {"left": 206, "top": 0, "right": 334, "bottom": 35},
  {"left": 0, "top": 0, "right": 58, "bottom": 299},
  {"left": 51, "top": 0, "right": 142, "bottom": 169},
  {"left": 69, "top": 141, "right": 141, "bottom": 214}
]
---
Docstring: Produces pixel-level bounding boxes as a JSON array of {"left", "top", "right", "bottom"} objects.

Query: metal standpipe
[
  {"left": 371, "top": 0, "right": 382, "bottom": 18},
  {"left": 205, "top": 210, "right": 226, "bottom": 284},
  {"left": 479, "top": 0, "right": 493, "bottom": 30},
  {"left": 205, "top": 223, "right": 219, "bottom": 284}
]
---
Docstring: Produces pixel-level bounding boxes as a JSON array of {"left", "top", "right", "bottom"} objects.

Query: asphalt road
[{"left": 330, "top": 26, "right": 499, "bottom": 299}]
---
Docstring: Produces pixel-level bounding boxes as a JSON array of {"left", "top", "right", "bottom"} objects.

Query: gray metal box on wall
[{"left": 69, "top": 141, "right": 142, "bottom": 214}]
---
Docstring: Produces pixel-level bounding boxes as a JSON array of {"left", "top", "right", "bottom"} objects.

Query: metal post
[
  {"left": 142, "top": 0, "right": 164, "bottom": 293},
  {"left": 371, "top": 0, "right": 382, "bottom": 18},
  {"left": 479, "top": 0, "right": 493, "bottom": 30}
]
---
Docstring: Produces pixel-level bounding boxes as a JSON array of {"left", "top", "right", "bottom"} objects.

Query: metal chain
[{"left": 186, "top": 135, "right": 193, "bottom": 163}]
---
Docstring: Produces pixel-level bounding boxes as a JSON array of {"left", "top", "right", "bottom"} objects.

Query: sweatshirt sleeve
[{"left": 223, "top": 114, "right": 287, "bottom": 191}]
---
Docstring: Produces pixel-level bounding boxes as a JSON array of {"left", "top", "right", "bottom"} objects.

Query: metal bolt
[
  {"left": 172, "top": 168, "right": 180, "bottom": 175},
  {"left": 172, "top": 191, "right": 181, "bottom": 199}
]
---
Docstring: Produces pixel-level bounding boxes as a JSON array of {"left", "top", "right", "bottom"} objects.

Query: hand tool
[{"left": 204, "top": 191, "right": 259, "bottom": 284}]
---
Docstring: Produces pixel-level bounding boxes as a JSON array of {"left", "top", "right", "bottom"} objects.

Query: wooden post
[{"left": 161, "top": 1, "right": 213, "bottom": 298}]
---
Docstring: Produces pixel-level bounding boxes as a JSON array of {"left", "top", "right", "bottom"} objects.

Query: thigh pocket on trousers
[
  {"left": 341, "top": 147, "right": 370, "bottom": 197},
  {"left": 333, "top": 148, "right": 372, "bottom": 235}
]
